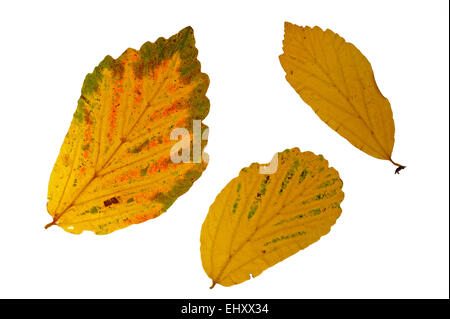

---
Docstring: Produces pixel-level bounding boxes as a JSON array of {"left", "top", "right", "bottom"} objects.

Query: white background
[{"left": 0, "top": 0, "right": 448, "bottom": 299}]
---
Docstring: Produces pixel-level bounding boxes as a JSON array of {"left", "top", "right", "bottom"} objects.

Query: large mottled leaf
[
  {"left": 200, "top": 148, "right": 344, "bottom": 287},
  {"left": 46, "top": 26, "right": 209, "bottom": 235},
  {"left": 280, "top": 23, "right": 405, "bottom": 173}
]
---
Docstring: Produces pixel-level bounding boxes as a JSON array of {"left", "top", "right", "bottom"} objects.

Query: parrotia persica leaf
[
  {"left": 46, "top": 26, "right": 210, "bottom": 235},
  {"left": 200, "top": 148, "right": 344, "bottom": 288},
  {"left": 280, "top": 23, "right": 405, "bottom": 173}
]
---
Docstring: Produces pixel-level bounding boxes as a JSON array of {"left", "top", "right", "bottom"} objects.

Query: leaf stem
[
  {"left": 209, "top": 280, "right": 216, "bottom": 289},
  {"left": 44, "top": 219, "right": 57, "bottom": 229},
  {"left": 389, "top": 158, "right": 406, "bottom": 174}
]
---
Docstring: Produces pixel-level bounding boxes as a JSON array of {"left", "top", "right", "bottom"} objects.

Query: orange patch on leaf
[
  {"left": 167, "top": 83, "right": 177, "bottom": 94},
  {"left": 134, "top": 80, "right": 143, "bottom": 104},
  {"left": 149, "top": 99, "right": 185, "bottom": 121}
]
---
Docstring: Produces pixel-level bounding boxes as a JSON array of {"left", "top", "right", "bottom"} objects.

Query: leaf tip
[
  {"left": 284, "top": 21, "right": 296, "bottom": 34},
  {"left": 182, "top": 25, "right": 194, "bottom": 34},
  {"left": 178, "top": 25, "right": 195, "bottom": 40}
]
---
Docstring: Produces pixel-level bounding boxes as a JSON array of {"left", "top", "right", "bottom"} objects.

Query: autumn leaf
[
  {"left": 280, "top": 23, "right": 405, "bottom": 173},
  {"left": 200, "top": 148, "right": 344, "bottom": 288},
  {"left": 46, "top": 26, "right": 210, "bottom": 235}
]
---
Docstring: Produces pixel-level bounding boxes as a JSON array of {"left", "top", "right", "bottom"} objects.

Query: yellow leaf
[
  {"left": 280, "top": 23, "right": 405, "bottom": 173},
  {"left": 46, "top": 26, "right": 210, "bottom": 235},
  {"left": 200, "top": 148, "right": 344, "bottom": 287}
]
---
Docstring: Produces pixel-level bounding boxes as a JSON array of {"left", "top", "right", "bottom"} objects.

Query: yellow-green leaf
[
  {"left": 200, "top": 148, "right": 344, "bottom": 287},
  {"left": 280, "top": 23, "right": 405, "bottom": 173},
  {"left": 46, "top": 26, "right": 210, "bottom": 235}
]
